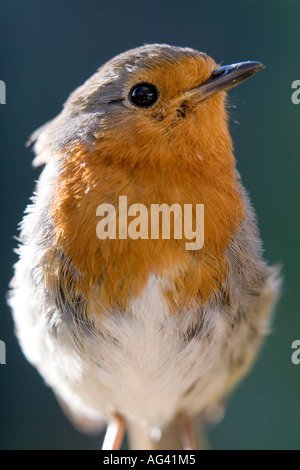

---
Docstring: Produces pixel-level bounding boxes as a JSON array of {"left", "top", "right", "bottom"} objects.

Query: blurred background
[{"left": 0, "top": 0, "right": 299, "bottom": 450}]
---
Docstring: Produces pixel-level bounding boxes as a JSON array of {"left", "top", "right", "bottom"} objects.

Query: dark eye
[{"left": 129, "top": 83, "right": 159, "bottom": 108}]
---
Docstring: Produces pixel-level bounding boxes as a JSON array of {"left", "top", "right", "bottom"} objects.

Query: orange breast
[{"left": 49, "top": 94, "right": 244, "bottom": 315}]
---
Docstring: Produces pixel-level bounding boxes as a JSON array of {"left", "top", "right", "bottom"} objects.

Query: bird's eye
[{"left": 129, "top": 83, "right": 159, "bottom": 108}]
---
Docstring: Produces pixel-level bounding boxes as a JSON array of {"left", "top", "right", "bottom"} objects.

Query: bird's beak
[{"left": 185, "top": 61, "right": 265, "bottom": 103}]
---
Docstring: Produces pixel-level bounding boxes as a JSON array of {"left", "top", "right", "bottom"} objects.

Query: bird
[{"left": 8, "top": 44, "right": 280, "bottom": 450}]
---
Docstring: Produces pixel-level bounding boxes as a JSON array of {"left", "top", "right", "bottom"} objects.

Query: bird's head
[{"left": 33, "top": 44, "right": 264, "bottom": 169}]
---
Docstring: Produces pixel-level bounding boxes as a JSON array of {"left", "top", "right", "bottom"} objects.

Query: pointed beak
[{"left": 186, "top": 61, "right": 265, "bottom": 103}]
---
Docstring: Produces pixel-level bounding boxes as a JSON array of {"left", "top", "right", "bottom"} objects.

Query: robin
[{"left": 8, "top": 44, "right": 280, "bottom": 450}]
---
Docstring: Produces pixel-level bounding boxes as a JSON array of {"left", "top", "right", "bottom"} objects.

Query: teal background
[{"left": 0, "top": 0, "right": 299, "bottom": 450}]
